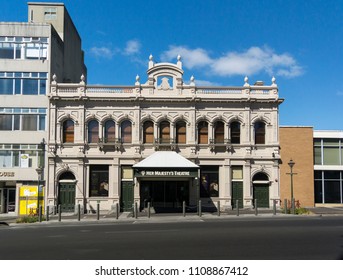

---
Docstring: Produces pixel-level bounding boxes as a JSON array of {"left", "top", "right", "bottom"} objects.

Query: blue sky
[{"left": 1, "top": 0, "right": 343, "bottom": 130}]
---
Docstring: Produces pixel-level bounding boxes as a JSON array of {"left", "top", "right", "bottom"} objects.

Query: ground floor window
[
  {"left": 200, "top": 166, "right": 219, "bottom": 197},
  {"left": 315, "top": 170, "right": 343, "bottom": 203},
  {"left": 89, "top": 165, "right": 109, "bottom": 197}
]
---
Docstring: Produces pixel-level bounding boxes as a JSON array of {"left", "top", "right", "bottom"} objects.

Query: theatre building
[{"left": 46, "top": 56, "right": 283, "bottom": 213}]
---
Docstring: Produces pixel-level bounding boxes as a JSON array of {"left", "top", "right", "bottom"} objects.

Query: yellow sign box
[{"left": 19, "top": 186, "right": 45, "bottom": 216}]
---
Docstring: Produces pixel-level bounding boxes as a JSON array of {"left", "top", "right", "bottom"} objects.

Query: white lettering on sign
[
  {"left": 141, "top": 171, "right": 190, "bottom": 176},
  {"left": 0, "top": 172, "right": 15, "bottom": 177}
]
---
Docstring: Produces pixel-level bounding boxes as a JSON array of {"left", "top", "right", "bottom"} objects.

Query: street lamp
[{"left": 287, "top": 159, "right": 296, "bottom": 214}]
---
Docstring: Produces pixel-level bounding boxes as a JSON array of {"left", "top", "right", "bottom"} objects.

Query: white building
[
  {"left": 0, "top": 2, "right": 86, "bottom": 214},
  {"left": 47, "top": 55, "right": 283, "bottom": 213}
]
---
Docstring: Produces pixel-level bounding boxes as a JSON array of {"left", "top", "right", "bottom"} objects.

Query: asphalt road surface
[{"left": 0, "top": 216, "right": 342, "bottom": 260}]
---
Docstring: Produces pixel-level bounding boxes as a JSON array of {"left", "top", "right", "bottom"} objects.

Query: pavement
[{"left": 1, "top": 206, "right": 343, "bottom": 226}]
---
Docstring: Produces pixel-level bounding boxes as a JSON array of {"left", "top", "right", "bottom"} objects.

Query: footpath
[{"left": 1, "top": 207, "right": 343, "bottom": 226}]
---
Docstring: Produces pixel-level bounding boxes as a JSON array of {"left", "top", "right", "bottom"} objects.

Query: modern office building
[
  {"left": 46, "top": 55, "right": 283, "bottom": 213},
  {"left": 0, "top": 2, "right": 86, "bottom": 214},
  {"left": 314, "top": 130, "right": 343, "bottom": 206}
]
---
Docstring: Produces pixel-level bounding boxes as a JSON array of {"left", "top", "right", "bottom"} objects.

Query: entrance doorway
[
  {"left": 252, "top": 173, "right": 270, "bottom": 208},
  {"left": 0, "top": 188, "right": 16, "bottom": 213},
  {"left": 140, "top": 180, "right": 189, "bottom": 211},
  {"left": 121, "top": 181, "right": 134, "bottom": 211},
  {"left": 58, "top": 172, "right": 76, "bottom": 212}
]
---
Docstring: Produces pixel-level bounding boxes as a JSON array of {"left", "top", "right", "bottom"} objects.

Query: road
[{"left": 0, "top": 216, "right": 342, "bottom": 260}]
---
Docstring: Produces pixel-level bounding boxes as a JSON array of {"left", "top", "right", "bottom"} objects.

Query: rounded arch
[
  {"left": 57, "top": 113, "right": 78, "bottom": 124},
  {"left": 85, "top": 114, "right": 101, "bottom": 123},
  {"left": 120, "top": 119, "right": 132, "bottom": 143},
  {"left": 142, "top": 120, "right": 154, "bottom": 144},
  {"left": 56, "top": 167, "right": 78, "bottom": 182},
  {"left": 87, "top": 119, "right": 99, "bottom": 143},
  {"left": 252, "top": 172, "right": 269, "bottom": 182},
  {"left": 196, "top": 115, "right": 211, "bottom": 124},
  {"left": 211, "top": 115, "right": 226, "bottom": 125},
  {"left": 228, "top": 115, "right": 244, "bottom": 124},
  {"left": 252, "top": 171, "right": 270, "bottom": 208},
  {"left": 58, "top": 171, "right": 76, "bottom": 181}
]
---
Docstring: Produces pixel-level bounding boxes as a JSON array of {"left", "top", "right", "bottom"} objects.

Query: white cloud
[
  {"left": 124, "top": 40, "right": 141, "bottom": 55},
  {"left": 193, "top": 79, "right": 221, "bottom": 86},
  {"left": 160, "top": 46, "right": 213, "bottom": 68},
  {"left": 160, "top": 45, "right": 303, "bottom": 78},
  {"left": 89, "top": 46, "right": 115, "bottom": 59}
]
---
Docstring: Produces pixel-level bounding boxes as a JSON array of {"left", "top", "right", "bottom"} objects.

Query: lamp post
[
  {"left": 35, "top": 138, "right": 45, "bottom": 217},
  {"left": 287, "top": 159, "right": 296, "bottom": 214},
  {"left": 35, "top": 166, "right": 43, "bottom": 216}
]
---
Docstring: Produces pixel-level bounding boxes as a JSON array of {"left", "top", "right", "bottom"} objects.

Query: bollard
[
  {"left": 58, "top": 204, "right": 61, "bottom": 222},
  {"left": 273, "top": 199, "right": 277, "bottom": 215},
  {"left": 54, "top": 205, "right": 57, "bottom": 215},
  {"left": 134, "top": 202, "right": 138, "bottom": 219},
  {"left": 46, "top": 205, "right": 49, "bottom": 221},
  {"left": 183, "top": 201, "right": 186, "bottom": 217},
  {"left": 236, "top": 200, "right": 239, "bottom": 216},
  {"left": 116, "top": 203, "right": 119, "bottom": 220},
  {"left": 77, "top": 204, "right": 81, "bottom": 221},
  {"left": 292, "top": 198, "right": 295, "bottom": 215},
  {"left": 198, "top": 200, "right": 202, "bottom": 217},
  {"left": 217, "top": 201, "right": 220, "bottom": 216},
  {"left": 147, "top": 202, "right": 151, "bottom": 218},
  {"left": 254, "top": 199, "right": 258, "bottom": 216},
  {"left": 284, "top": 199, "right": 288, "bottom": 214},
  {"left": 38, "top": 205, "right": 43, "bottom": 222},
  {"left": 97, "top": 203, "right": 100, "bottom": 220}
]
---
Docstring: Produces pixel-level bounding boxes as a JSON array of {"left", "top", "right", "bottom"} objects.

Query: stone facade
[{"left": 47, "top": 56, "right": 283, "bottom": 213}]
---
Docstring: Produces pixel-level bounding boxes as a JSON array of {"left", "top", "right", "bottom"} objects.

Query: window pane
[
  {"left": 160, "top": 121, "right": 170, "bottom": 143},
  {"left": 0, "top": 150, "right": 11, "bottom": 167},
  {"left": 104, "top": 120, "right": 115, "bottom": 142},
  {"left": 88, "top": 120, "right": 99, "bottom": 143},
  {"left": 324, "top": 181, "right": 341, "bottom": 203},
  {"left": 314, "top": 180, "right": 323, "bottom": 203},
  {"left": 22, "top": 79, "right": 38, "bottom": 95},
  {"left": 143, "top": 121, "right": 154, "bottom": 144},
  {"left": 63, "top": 120, "right": 74, "bottom": 143},
  {"left": 232, "top": 166, "right": 243, "bottom": 180},
  {"left": 0, "top": 115, "right": 12, "bottom": 130},
  {"left": 122, "top": 166, "right": 133, "bottom": 179},
  {"left": 200, "top": 166, "right": 219, "bottom": 197},
  {"left": 39, "top": 79, "right": 46, "bottom": 95},
  {"left": 89, "top": 165, "right": 109, "bottom": 197},
  {"left": 121, "top": 121, "right": 132, "bottom": 143},
  {"left": 39, "top": 115, "right": 46, "bottom": 130},
  {"left": 176, "top": 122, "right": 186, "bottom": 144},
  {"left": 0, "top": 79, "right": 13, "bottom": 94},
  {"left": 198, "top": 121, "right": 208, "bottom": 144},
  {"left": 0, "top": 43, "right": 14, "bottom": 59},
  {"left": 214, "top": 122, "right": 224, "bottom": 143},
  {"left": 323, "top": 147, "right": 340, "bottom": 165},
  {"left": 22, "top": 115, "right": 37, "bottom": 131},
  {"left": 255, "top": 122, "right": 265, "bottom": 144},
  {"left": 231, "top": 122, "right": 240, "bottom": 144},
  {"left": 314, "top": 147, "right": 322, "bottom": 165}
]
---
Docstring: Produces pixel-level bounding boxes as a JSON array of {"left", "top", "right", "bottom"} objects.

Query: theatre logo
[{"left": 136, "top": 170, "right": 196, "bottom": 177}]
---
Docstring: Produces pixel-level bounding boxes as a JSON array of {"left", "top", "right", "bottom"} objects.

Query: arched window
[
  {"left": 104, "top": 120, "right": 115, "bottom": 143},
  {"left": 121, "top": 120, "right": 132, "bottom": 143},
  {"left": 198, "top": 121, "right": 208, "bottom": 144},
  {"left": 160, "top": 121, "right": 170, "bottom": 143},
  {"left": 87, "top": 120, "right": 99, "bottom": 143},
  {"left": 62, "top": 119, "right": 74, "bottom": 143},
  {"left": 143, "top": 121, "right": 154, "bottom": 143},
  {"left": 214, "top": 121, "right": 224, "bottom": 143},
  {"left": 254, "top": 121, "right": 266, "bottom": 144},
  {"left": 231, "top": 121, "right": 240, "bottom": 144},
  {"left": 176, "top": 121, "right": 186, "bottom": 144}
]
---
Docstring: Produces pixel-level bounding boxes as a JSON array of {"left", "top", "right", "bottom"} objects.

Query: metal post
[
  {"left": 236, "top": 200, "right": 239, "bottom": 216},
  {"left": 38, "top": 205, "right": 42, "bottom": 222},
  {"left": 134, "top": 202, "right": 138, "bottom": 219},
  {"left": 254, "top": 199, "right": 258, "bottom": 216},
  {"left": 198, "top": 200, "right": 202, "bottom": 217},
  {"left": 46, "top": 205, "right": 49, "bottom": 221},
  {"left": 183, "top": 201, "right": 186, "bottom": 217},
  {"left": 284, "top": 199, "right": 288, "bottom": 214},
  {"left": 148, "top": 202, "right": 151, "bottom": 218},
  {"left": 78, "top": 204, "right": 81, "bottom": 221},
  {"left": 54, "top": 205, "right": 57, "bottom": 215},
  {"left": 292, "top": 198, "right": 296, "bottom": 215},
  {"left": 217, "top": 201, "right": 220, "bottom": 216},
  {"left": 58, "top": 204, "right": 61, "bottom": 222},
  {"left": 116, "top": 203, "right": 119, "bottom": 220},
  {"left": 97, "top": 203, "right": 100, "bottom": 220},
  {"left": 273, "top": 199, "right": 277, "bottom": 215}
]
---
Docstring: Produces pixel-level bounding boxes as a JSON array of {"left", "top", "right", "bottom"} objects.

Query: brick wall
[{"left": 279, "top": 127, "right": 314, "bottom": 207}]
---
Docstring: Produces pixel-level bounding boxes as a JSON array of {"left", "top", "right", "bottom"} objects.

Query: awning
[
  {"left": 133, "top": 151, "right": 199, "bottom": 169},
  {"left": 133, "top": 151, "right": 199, "bottom": 178}
]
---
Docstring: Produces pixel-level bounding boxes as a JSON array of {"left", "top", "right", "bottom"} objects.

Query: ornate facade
[{"left": 47, "top": 56, "right": 283, "bottom": 213}]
